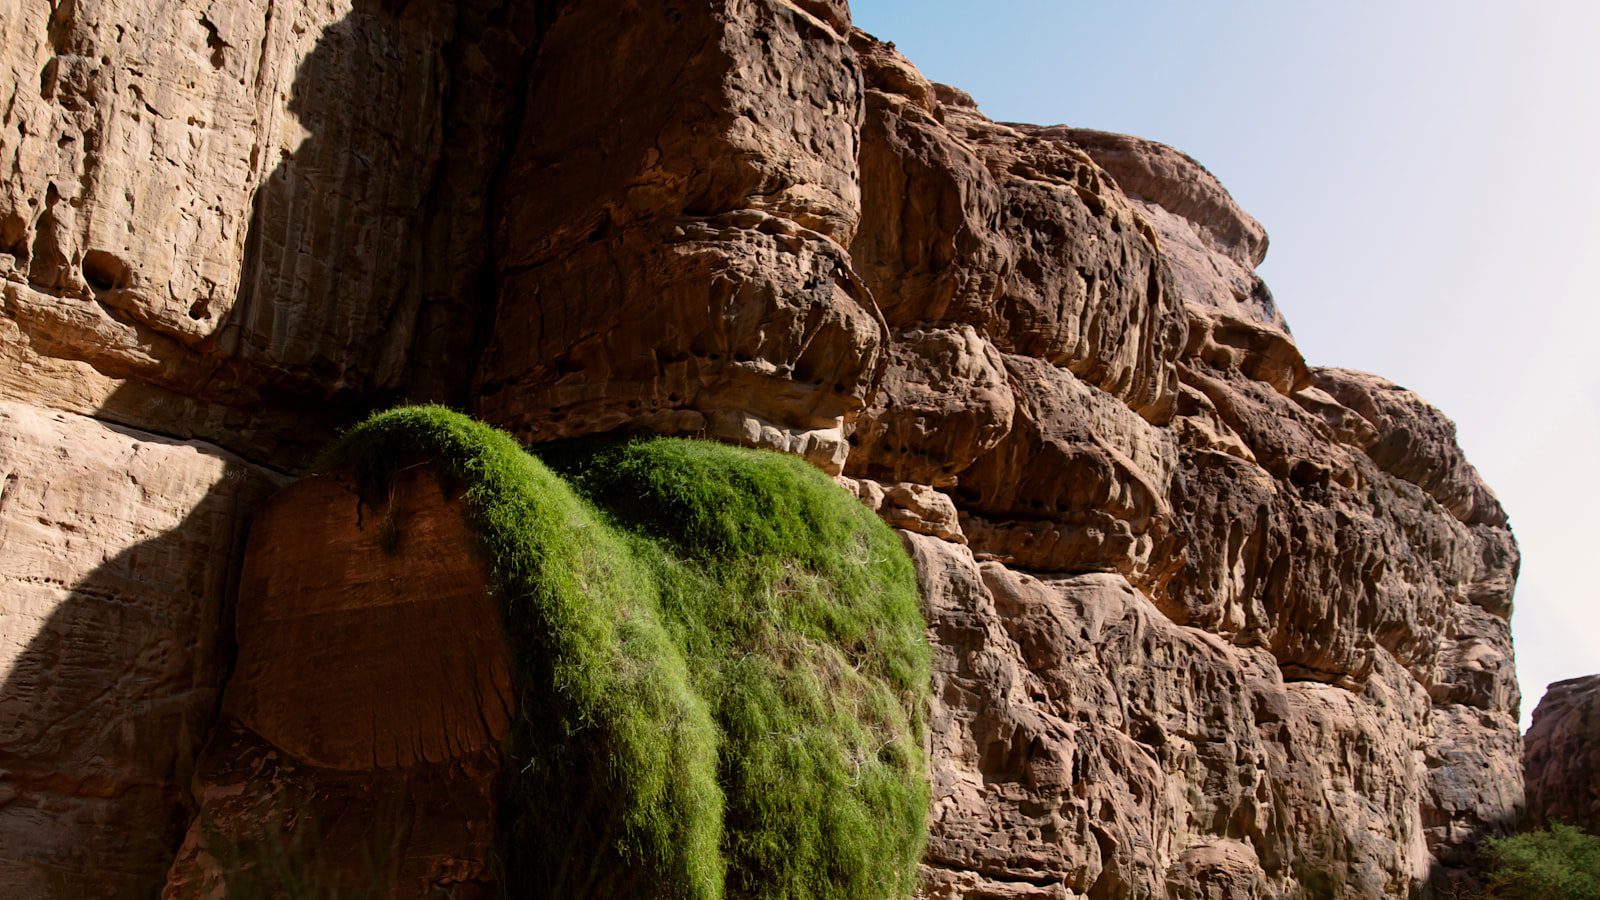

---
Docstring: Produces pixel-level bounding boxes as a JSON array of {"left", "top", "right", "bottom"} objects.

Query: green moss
[
  {"left": 546, "top": 438, "right": 931, "bottom": 899},
  {"left": 319, "top": 407, "right": 930, "bottom": 900}
]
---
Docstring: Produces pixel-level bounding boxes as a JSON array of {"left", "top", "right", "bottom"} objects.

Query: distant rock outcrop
[
  {"left": 0, "top": 0, "right": 1521, "bottom": 896},
  {"left": 1525, "top": 676, "right": 1600, "bottom": 834}
]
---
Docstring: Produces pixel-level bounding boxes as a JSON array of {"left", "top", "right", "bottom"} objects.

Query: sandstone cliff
[
  {"left": 1524, "top": 675, "right": 1600, "bottom": 835},
  {"left": 0, "top": 0, "right": 1520, "bottom": 897}
]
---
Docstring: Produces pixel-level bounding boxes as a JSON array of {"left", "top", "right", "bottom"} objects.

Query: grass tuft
[{"left": 318, "top": 407, "right": 929, "bottom": 899}]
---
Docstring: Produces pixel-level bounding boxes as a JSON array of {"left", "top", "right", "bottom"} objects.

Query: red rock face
[
  {"left": 0, "top": 0, "right": 1522, "bottom": 897},
  {"left": 165, "top": 470, "right": 510, "bottom": 898}
]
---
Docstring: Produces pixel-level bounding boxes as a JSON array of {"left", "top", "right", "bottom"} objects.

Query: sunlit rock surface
[{"left": 0, "top": 0, "right": 1520, "bottom": 896}]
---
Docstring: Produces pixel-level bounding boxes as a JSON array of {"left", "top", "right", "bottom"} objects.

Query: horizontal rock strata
[
  {"left": 0, "top": 0, "right": 1522, "bottom": 897},
  {"left": 163, "top": 468, "right": 509, "bottom": 898}
]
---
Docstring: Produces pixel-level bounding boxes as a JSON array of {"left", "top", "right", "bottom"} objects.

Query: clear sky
[{"left": 849, "top": 0, "right": 1600, "bottom": 728}]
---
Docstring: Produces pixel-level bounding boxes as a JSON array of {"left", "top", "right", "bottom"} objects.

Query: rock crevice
[{"left": 0, "top": 2, "right": 1521, "bottom": 897}]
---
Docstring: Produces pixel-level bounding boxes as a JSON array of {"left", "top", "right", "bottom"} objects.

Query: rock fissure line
[{"left": 0, "top": 0, "right": 1527, "bottom": 897}]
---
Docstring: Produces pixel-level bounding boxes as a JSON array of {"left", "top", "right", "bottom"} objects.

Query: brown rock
[
  {"left": 849, "top": 40, "right": 1008, "bottom": 331},
  {"left": 477, "top": 214, "right": 882, "bottom": 454},
  {"left": 496, "top": 0, "right": 863, "bottom": 260},
  {"left": 1524, "top": 675, "right": 1600, "bottom": 834},
  {"left": 165, "top": 468, "right": 511, "bottom": 897},
  {"left": 225, "top": 471, "right": 512, "bottom": 771},
  {"left": 0, "top": 0, "right": 1527, "bottom": 895},
  {"left": 476, "top": 0, "right": 879, "bottom": 451},
  {"left": 163, "top": 720, "right": 504, "bottom": 900}
]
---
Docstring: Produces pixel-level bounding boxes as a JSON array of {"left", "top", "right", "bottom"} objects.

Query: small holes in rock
[{"left": 81, "top": 249, "right": 130, "bottom": 293}]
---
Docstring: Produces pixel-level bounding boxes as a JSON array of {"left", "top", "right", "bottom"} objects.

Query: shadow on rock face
[
  {"left": 79, "top": 0, "right": 541, "bottom": 469},
  {"left": 0, "top": 0, "right": 541, "bottom": 892},
  {"left": 1423, "top": 805, "right": 1523, "bottom": 899},
  {"left": 0, "top": 407, "right": 277, "bottom": 897},
  {"left": 217, "top": 0, "right": 457, "bottom": 405}
]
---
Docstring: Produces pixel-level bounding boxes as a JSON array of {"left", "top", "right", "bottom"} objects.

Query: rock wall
[
  {"left": 1524, "top": 675, "right": 1600, "bottom": 834},
  {"left": 0, "top": 402, "right": 280, "bottom": 897},
  {"left": 0, "top": 0, "right": 1521, "bottom": 896},
  {"left": 164, "top": 469, "right": 509, "bottom": 897},
  {"left": 0, "top": 0, "right": 536, "bottom": 462}
]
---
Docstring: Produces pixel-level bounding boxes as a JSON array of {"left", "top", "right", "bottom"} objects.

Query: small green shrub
[
  {"left": 1482, "top": 822, "right": 1600, "bottom": 900},
  {"left": 319, "top": 407, "right": 930, "bottom": 900}
]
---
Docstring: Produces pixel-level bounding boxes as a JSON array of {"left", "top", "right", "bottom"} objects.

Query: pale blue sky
[{"left": 850, "top": 0, "right": 1600, "bottom": 727}]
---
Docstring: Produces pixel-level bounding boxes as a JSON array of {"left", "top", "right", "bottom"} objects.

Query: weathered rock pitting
[
  {"left": 0, "top": 0, "right": 1521, "bottom": 896},
  {"left": 1524, "top": 675, "right": 1600, "bottom": 835}
]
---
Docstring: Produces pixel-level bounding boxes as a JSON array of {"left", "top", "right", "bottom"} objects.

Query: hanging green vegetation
[{"left": 318, "top": 406, "right": 930, "bottom": 900}]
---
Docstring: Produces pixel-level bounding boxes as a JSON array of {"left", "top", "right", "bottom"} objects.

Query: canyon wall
[
  {"left": 1524, "top": 675, "right": 1600, "bottom": 835},
  {"left": 0, "top": 0, "right": 1520, "bottom": 896}
]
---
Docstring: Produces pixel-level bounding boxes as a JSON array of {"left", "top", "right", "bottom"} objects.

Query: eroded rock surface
[
  {"left": 163, "top": 469, "right": 510, "bottom": 898},
  {"left": 1524, "top": 675, "right": 1600, "bottom": 834},
  {"left": 0, "top": 0, "right": 536, "bottom": 463},
  {"left": 0, "top": 402, "right": 279, "bottom": 897},
  {"left": 0, "top": 0, "right": 1522, "bottom": 897}
]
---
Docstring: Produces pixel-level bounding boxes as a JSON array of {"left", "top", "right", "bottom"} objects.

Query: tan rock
[
  {"left": 955, "top": 354, "right": 1177, "bottom": 580},
  {"left": 0, "top": 402, "right": 280, "bottom": 898},
  {"left": 1314, "top": 367, "right": 1508, "bottom": 529},
  {"left": 845, "top": 325, "right": 1015, "bottom": 488},
  {"left": 846, "top": 28, "right": 1522, "bottom": 894},
  {"left": 844, "top": 477, "right": 965, "bottom": 543},
  {"left": 852, "top": 52, "right": 1187, "bottom": 422},
  {"left": 1168, "top": 840, "right": 1264, "bottom": 900},
  {"left": 1036, "top": 127, "right": 1281, "bottom": 331},
  {"left": 0, "top": 0, "right": 535, "bottom": 462}
]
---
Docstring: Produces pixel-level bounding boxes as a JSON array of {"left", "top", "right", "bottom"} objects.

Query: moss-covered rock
[{"left": 319, "top": 406, "right": 930, "bottom": 899}]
